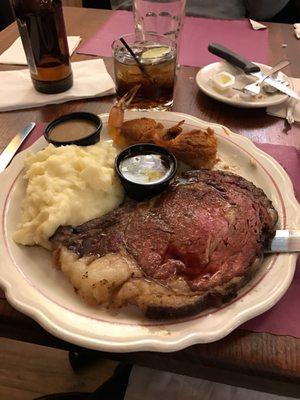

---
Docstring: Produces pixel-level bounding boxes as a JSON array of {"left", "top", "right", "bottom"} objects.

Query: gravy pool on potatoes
[{"left": 48, "top": 119, "right": 97, "bottom": 142}]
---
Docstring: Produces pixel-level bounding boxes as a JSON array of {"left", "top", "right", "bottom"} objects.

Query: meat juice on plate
[{"left": 114, "top": 42, "right": 176, "bottom": 110}]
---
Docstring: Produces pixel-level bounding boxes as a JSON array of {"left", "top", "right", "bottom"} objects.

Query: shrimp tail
[
  {"left": 108, "top": 85, "right": 141, "bottom": 148},
  {"left": 162, "top": 120, "right": 185, "bottom": 141}
]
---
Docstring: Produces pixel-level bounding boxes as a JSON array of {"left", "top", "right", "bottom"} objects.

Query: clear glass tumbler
[
  {"left": 112, "top": 33, "right": 177, "bottom": 111},
  {"left": 133, "top": 0, "right": 186, "bottom": 43},
  {"left": 110, "top": 0, "right": 132, "bottom": 10}
]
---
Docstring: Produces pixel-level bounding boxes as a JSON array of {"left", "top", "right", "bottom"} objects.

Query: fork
[{"left": 242, "top": 60, "right": 290, "bottom": 96}]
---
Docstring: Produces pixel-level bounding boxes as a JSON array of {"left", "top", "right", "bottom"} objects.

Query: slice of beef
[{"left": 50, "top": 170, "right": 278, "bottom": 319}]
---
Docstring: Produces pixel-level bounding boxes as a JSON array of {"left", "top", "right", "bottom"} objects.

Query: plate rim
[
  {"left": 0, "top": 111, "right": 299, "bottom": 352},
  {"left": 196, "top": 61, "right": 289, "bottom": 108}
]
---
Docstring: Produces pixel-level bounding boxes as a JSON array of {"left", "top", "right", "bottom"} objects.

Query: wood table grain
[{"left": 0, "top": 7, "right": 299, "bottom": 397}]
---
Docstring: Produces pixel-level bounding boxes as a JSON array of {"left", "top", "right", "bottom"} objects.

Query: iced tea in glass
[{"left": 112, "top": 33, "right": 176, "bottom": 110}]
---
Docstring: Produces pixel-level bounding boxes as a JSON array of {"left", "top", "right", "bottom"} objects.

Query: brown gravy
[{"left": 48, "top": 119, "right": 96, "bottom": 142}]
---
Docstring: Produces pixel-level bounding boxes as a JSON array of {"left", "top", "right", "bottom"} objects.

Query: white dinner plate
[
  {"left": 196, "top": 61, "right": 290, "bottom": 108},
  {"left": 0, "top": 111, "right": 299, "bottom": 352}
]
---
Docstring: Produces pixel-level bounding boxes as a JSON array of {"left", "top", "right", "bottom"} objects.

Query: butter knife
[
  {"left": 208, "top": 43, "right": 300, "bottom": 100},
  {"left": 0, "top": 122, "right": 36, "bottom": 173},
  {"left": 265, "top": 230, "right": 300, "bottom": 253}
]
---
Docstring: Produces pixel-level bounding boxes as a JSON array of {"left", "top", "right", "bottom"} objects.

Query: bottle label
[{"left": 17, "top": 20, "right": 38, "bottom": 75}]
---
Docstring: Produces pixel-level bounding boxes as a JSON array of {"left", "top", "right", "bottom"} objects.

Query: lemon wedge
[{"left": 141, "top": 46, "right": 171, "bottom": 60}]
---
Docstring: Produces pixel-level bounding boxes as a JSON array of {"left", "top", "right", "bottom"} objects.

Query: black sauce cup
[
  {"left": 115, "top": 143, "right": 178, "bottom": 201},
  {"left": 44, "top": 112, "right": 102, "bottom": 146}
]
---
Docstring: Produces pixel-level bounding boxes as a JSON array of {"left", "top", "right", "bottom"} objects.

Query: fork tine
[{"left": 233, "top": 87, "right": 244, "bottom": 93}]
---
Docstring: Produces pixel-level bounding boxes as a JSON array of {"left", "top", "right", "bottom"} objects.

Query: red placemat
[
  {"left": 77, "top": 11, "right": 269, "bottom": 68},
  {"left": 242, "top": 143, "right": 300, "bottom": 337},
  {"left": 1, "top": 126, "right": 299, "bottom": 338}
]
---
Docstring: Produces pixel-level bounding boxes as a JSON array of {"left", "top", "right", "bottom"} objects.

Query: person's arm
[
  {"left": 82, "top": 0, "right": 111, "bottom": 9},
  {"left": 295, "top": 0, "right": 300, "bottom": 14},
  {"left": 245, "top": 0, "right": 290, "bottom": 19}
]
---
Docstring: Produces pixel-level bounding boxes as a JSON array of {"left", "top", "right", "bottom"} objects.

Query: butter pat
[{"left": 210, "top": 71, "right": 235, "bottom": 92}]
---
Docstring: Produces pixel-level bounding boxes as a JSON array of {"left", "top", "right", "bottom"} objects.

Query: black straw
[{"left": 120, "top": 37, "right": 153, "bottom": 82}]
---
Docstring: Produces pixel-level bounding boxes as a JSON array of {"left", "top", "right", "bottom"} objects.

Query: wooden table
[{"left": 0, "top": 7, "right": 299, "bottom": 398}]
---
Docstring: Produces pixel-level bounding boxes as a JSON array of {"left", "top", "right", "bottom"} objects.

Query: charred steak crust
[
  {"left": 50, "top": 170, "right": 278, "bottom": 319},
  {"left": 145, "top": 258, "right": 260, "bottom": 319}
]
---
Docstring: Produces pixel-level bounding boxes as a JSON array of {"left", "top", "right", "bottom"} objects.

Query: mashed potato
[{"left": 13, "top": 141, "right": 124, "bottom": 249}]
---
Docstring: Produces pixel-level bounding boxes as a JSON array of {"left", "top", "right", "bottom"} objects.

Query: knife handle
[{"left": 208, "top": 43, "right": 260, "bottom": 74}]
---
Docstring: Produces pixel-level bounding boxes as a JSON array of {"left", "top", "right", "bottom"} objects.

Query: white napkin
[
  {"left": 294, "top": 23, "right": 300, "bottom": 39},
  {"left": 249, "top": 19, "right": 267, "bottom": 30},
  {"left": 0, "top": 59, "right": 115, "bottom": 112},
  {"left": 125, "top": 366, "right": 292, "bottom": 400},
  {"left": 0, "top": 36, "right": 81, "bottom": 65},
  {"left": 266, "top": 77, "right": 300, "bottom": 124}
]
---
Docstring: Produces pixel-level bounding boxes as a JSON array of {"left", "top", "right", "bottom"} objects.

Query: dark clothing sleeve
[
  {"left": 82, "top": 0, "right": 112, "bottom": 9},
  {"left": 245, "top": 0, "right": 290, "bottom": 19},
  {"left": 0, "top": 0, "right": 14, "bottom": 31}
]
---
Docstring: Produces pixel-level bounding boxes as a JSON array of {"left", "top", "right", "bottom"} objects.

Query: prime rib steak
[{"left": 50, "top": 170, "right": 278, "bottom": 319}]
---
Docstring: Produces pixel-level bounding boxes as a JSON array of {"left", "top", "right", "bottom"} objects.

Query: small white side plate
[{"left": 196, "top": 61, "right": 289, "bottom": 108}]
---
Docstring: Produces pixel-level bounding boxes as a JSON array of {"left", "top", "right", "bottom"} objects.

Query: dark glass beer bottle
[{"left": 11, "top": 0, "right": 73, "bottom": 94}]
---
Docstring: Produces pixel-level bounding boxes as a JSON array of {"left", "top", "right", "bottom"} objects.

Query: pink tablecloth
[
  {"left": 77, "top": 11, "right": 269, "bottom": 68},
  {"left": 2, "top": 126, "right": 299, "bottom": 339}
]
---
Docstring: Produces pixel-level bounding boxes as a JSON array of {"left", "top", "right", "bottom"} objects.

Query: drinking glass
[
  {"left": 112, "top": 33, "right": 177, "bottom": 111},
  {"left": 110, "top": 0, "right": 132, "bottom": 10},
  {"left": 133, "top": 0, "right": 186, "bottom": 43}
]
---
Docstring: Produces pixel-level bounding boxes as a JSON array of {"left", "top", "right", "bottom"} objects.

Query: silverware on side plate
[
  {"left": 208, "top": 43, "right": 300, "bottom": 100},
  {"left": 0, "top": 122, "right": 36, "bottom": 173},
  {"left": 242, "top": 60, "right": 290, "bottom": 96}
]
